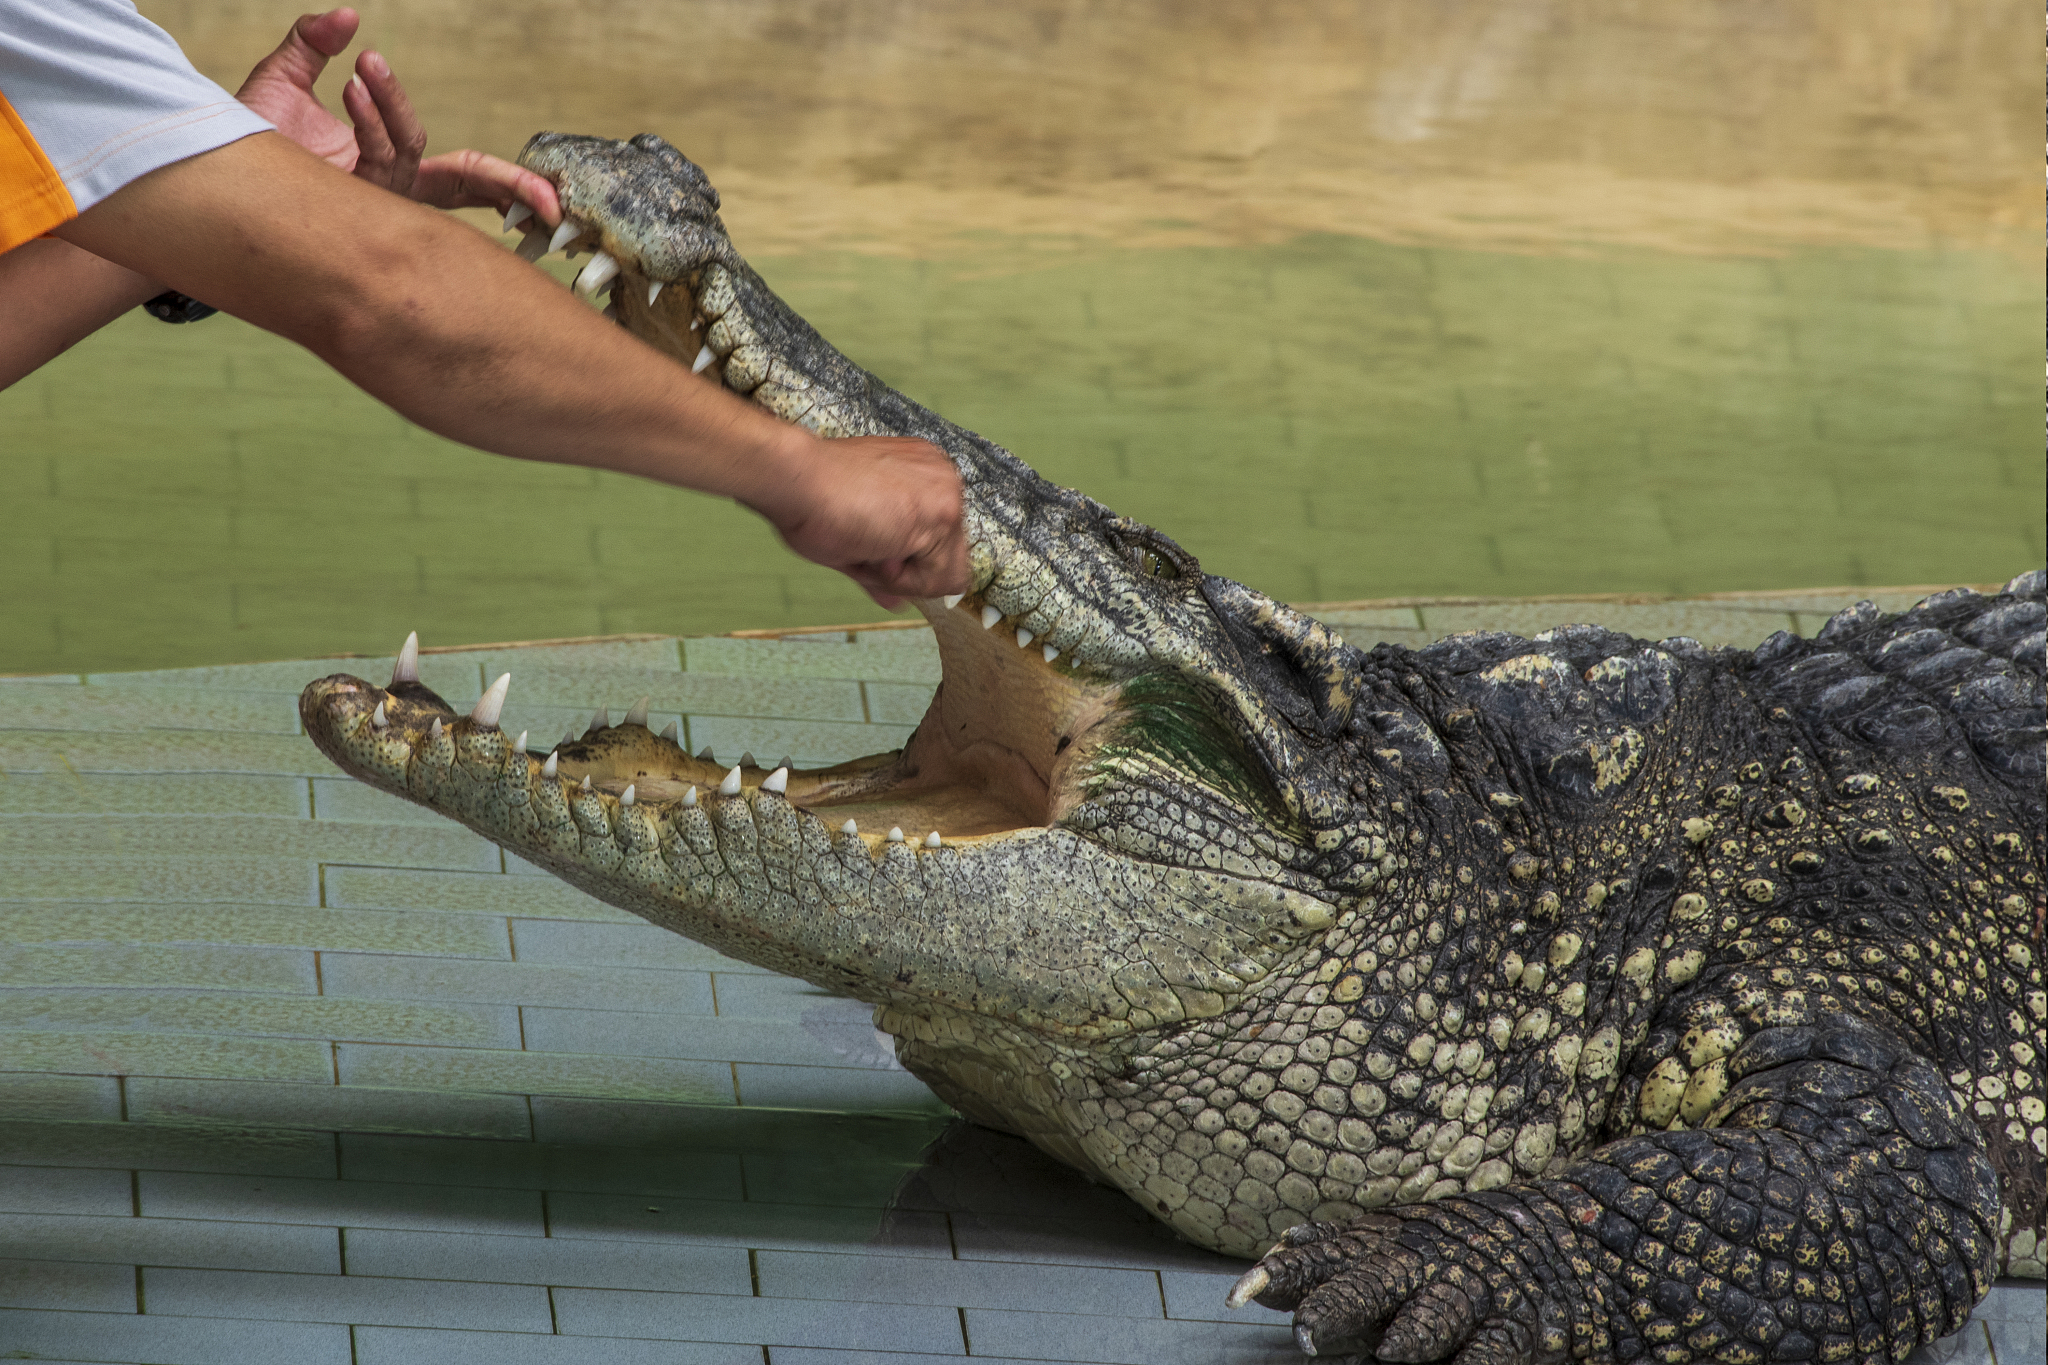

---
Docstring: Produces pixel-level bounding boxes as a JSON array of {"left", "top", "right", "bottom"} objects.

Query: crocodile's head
[{"left": 301, "top": 134, "right": 1388, "bottom": 1182}]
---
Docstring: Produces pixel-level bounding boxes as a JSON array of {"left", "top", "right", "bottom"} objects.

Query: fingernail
[{"left": 367, "top": 50, "right": 390, "bottom": 77}]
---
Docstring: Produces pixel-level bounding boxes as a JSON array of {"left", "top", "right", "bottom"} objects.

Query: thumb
[{"left": 237, "top": 8, "right": 360, "bottom": 96}]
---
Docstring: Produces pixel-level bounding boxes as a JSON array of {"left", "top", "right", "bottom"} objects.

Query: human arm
[
  {"left": 52, "top": 130, "right": 965, "bottom": 600},
  {"left": 0, "top": 238, "right": 163, "bottom": 384}
]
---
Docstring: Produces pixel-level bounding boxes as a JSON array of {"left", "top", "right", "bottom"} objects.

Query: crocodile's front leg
[{"left": 1235, "top": 1007, "right": 2000, "bottom": 1365}]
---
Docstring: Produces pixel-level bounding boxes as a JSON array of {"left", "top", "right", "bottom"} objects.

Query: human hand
[
  {"left": 752, "top": 435, "right": 970, "bottom": 608},
  {"left": 235, "top": 9, "right": 558, "bottom": 226}
]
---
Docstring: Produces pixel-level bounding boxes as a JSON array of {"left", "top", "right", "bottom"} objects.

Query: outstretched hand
[
  {"left": 751, "top": 435, "right": 970, "bottom": 608},
  {"left": 234, "top": 8, "right": 558, "bottom": 225}
]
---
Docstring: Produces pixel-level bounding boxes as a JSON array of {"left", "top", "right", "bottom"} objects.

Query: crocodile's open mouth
[{"left": 305, "top": 589, "right": 1127, "bottom": 856}]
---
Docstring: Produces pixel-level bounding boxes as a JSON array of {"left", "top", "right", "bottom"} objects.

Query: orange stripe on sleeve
[{"left": 0, "top": 84, "right": 78, "bottom": 255}]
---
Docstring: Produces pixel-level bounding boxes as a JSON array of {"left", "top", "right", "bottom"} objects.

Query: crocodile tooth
[
  {"left": 580, "top": 775, "right": 591, "bottom": 792},
  {"left": 542, "top": 751, "right": 558, "bottom": 778},
  {"left": 471, "top": 673, "right": 511, "bottom": 729},
  {"left": 429, "top": 718, "right": 442, "bottom": 739},
  {"left": 623, "top": 696, "right": 650, "bottom": 728},
  {"left": 942, "top": 594, "right": 964, "bottom": 610},
  {"left": 559, "top": 729, "right": 577, "bottom": 750},
  {"left": 738, "top": 751, "right": 756, "bottom": 768},
  {"left": 697, "top": 746, "right": 715, "bottom": 761},
  {"left": 392, "top": 631, "right": 420, "bottom": 684},
  {"left": 575, "top": 252, "right": 620, "bottom": 296},
  {"left": 886, "top": 826, "right": 905, "bottom": 843},
  {"left": 1042, "top": 643, "right": 1059, "bottom": 663},
  {"left": 691, "top": 344, "right": 717, "bottom": 374},
  {"left": 621, "top": 783, "right": 636, "bottom": 806},
  {"left": 547, "top": 220, "right": 581, "bottom": 252},
  {"left": 659, "top": 721, "right": 679, "bottom": 742},
  {"left": 584, "top": 706, "right": 609, "bottom": 734},
  {"left": 980, "top": 605, "right": 1002, "bottom": 629},
  {"left": 647, "top": 281, "right": 664, "bottom": 305},
  {"left": 502, "top": 202, "right": 532, "bottom": 232},
  {"left": 923, "top": 831, "right": 941, "bottom": 848},
  {"left": 840, "top": 818, "right": 858, "bottom": 835},
  {"left": 718, "top": 765, "right": 743, "bottom": 796},
  {"left": 778, "top": 755, "right": 792, "bottom": 771},
  {"left": 682, "top": 785, "right": 698, "bottom": 807},
  {"left": 1015, "top": 627, "right": 1034, "bottom": 649},
  {"left": 371, "top": 701, "right": 388, "bottom": 729},
  {"left": 515, "top": 730, "right": 527, "bottom": 753},
  {"left": 514, "top": 226, "right": 550, "bottom": 262},
  {"left": 601, "top": 302, "right": 618, "bottom": 322},
  {"left": 690, "top": 317, "right": 701, "bottom": 331},
  {"left": 762, "top": 767, "right": 789, "bottom": 794}
]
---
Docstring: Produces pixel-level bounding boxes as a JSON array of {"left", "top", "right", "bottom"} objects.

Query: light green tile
[
  {"left": 483, "top": 665, "right": 865, "bottom": 722},
  {"left": 324, "top": 868, "right": 635, "bottom": 923},
  {"left": 0, "top": 815, "right": 500, "bottom": 873},
  {"left": 0, "top": 856, "right": 320, "bottom": 905},
  {"left": 863, "top": 682, "right": 936, "bottom": 726},
  {"left": 310, "top": 779, "right": 465, "bottom": 828},
  {"left": 467, "top": 639, "right": 686, "bottom": 675},
  {"left": 687, "top": 718, "right": 915, "bottom": 769},
  {"left": 0, "top": 1075, "right": 122, "bottom": 1123},
  {"left": 684, "top": 631, "right": 942, "bottom": 684},
  {"left": 87, "top": 655, "right": 479, "bottom": 699},
  {"left": 0, "top": 903, "right": 509, "bottom": 959},
  {"left": 0, "top": 773, "right": 308, "bottom": 818},
  {"left": 125, "top": 1077, "right": 531, "bottom": 1140},
  {"left": 0, "top": 945, "right": 314, "bottom": 993},
  {"left": 0, "top": 1118, "right": 335, "bottom": 1177},
  {"left": 337, "top": 1043, "right": 734, "bottom": 1104},
  {"left": 0, "top": 730, "right": 329, "bottom": 776},
  {"left": 0, "top": 1032, "right": 332, "bottom": 1083},
  {"left": 0, "top": 685, "right": 297, "bottom": 734},
  {"left": 318, "top": 954, "right": 714, "bottom": 1016},
  {"left": 0, "top": 991, "right": 518, "bottom": 1049}
]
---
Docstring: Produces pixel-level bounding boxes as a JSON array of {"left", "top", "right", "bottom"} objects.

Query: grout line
[
  {"left": 859, "top": 681, "right": 872, "bottom": 725},
  {"left": 957, "top": 1305, "right": 972, "bottom": 1356},
  {"left": 548, "top": 1284, "right": 561, "bottom": 1335},
  {"left": 338, "top": 1225, "right": 349, "bottom": 1275},
  {"left": 1153, "top": 1268, "right": 1168, "bottom": 1319},
  {"left": 133, "top": 1264, "right": 144, "bottom": 1314},
  {"left": 129, "top": 1168, "right": 140, "bottom": 1217},
  {"left": 116, "top": 1074, "right": 129, "bottom": 1123},
  {"left": 749, "top": 1247, "right": 761, "bottom": 1297}
]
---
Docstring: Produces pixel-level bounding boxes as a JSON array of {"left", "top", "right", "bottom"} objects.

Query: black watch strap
[{"left": 142, "top": 291, "right": 218, "bottom": 324}]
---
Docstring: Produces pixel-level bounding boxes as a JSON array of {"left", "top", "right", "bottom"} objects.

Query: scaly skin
[{"left": 299, "top": 134, "right": 2046, "bottom": 1365}]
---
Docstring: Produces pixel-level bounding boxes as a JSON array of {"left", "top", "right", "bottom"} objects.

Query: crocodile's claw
[{"left": 1231, "top": 1211, "right": 1570, "bottom": 1365}]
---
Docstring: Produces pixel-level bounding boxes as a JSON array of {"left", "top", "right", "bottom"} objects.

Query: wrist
[{"left": 723, "top": 421, "right": 824, "bottom": 523}]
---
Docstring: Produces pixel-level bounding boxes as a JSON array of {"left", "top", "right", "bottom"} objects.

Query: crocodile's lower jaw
[{"left": 302, "top": 589, "right": 1124, "bottom": 862}]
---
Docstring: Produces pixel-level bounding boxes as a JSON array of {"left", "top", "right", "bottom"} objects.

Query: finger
[
  {"left": 1291, "top": 1244, "right": 1424, "bottom": 1356},
  {"left": 341, "top": 73, "right": 398, "bottom": 190},
  {"left": 355, "top": 51, "right": 425, "bottom": 195},
  {"left": 234, "top": 7, "right": 357, "bottom": 99},
  {"left": 410, "top": 150, "right": 563, "bottom": 224},
  {"left": 1377, "top": 1263, "right": 1491, "bottom": 1364}
]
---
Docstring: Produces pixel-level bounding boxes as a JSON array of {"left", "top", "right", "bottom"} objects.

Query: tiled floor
[{"left": 1, "top": 589, "right": 2039, "bottom": 1364}]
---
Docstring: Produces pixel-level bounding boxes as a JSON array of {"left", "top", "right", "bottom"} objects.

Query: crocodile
[{"left": 299, "top": 133, "right": 2046, "bottom": 1365}]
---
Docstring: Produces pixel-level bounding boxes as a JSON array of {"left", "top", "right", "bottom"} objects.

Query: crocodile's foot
[{"left": 1231, "top": 1212, "right": 1574, "bottom": 1365}]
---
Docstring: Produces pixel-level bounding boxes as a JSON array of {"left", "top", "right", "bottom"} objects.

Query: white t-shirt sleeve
[{"left": 0, "top": 0, "right": 272, "bottom": 244}]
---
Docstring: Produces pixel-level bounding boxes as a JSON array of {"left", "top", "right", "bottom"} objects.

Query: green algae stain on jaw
[{"left": 0, "top": 235, "right": 2038, "bottom": 676}]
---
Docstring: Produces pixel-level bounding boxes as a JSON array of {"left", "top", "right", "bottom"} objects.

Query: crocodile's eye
[{"left": 1104, "top": 521, "right": 1196, "bottom": 585}]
